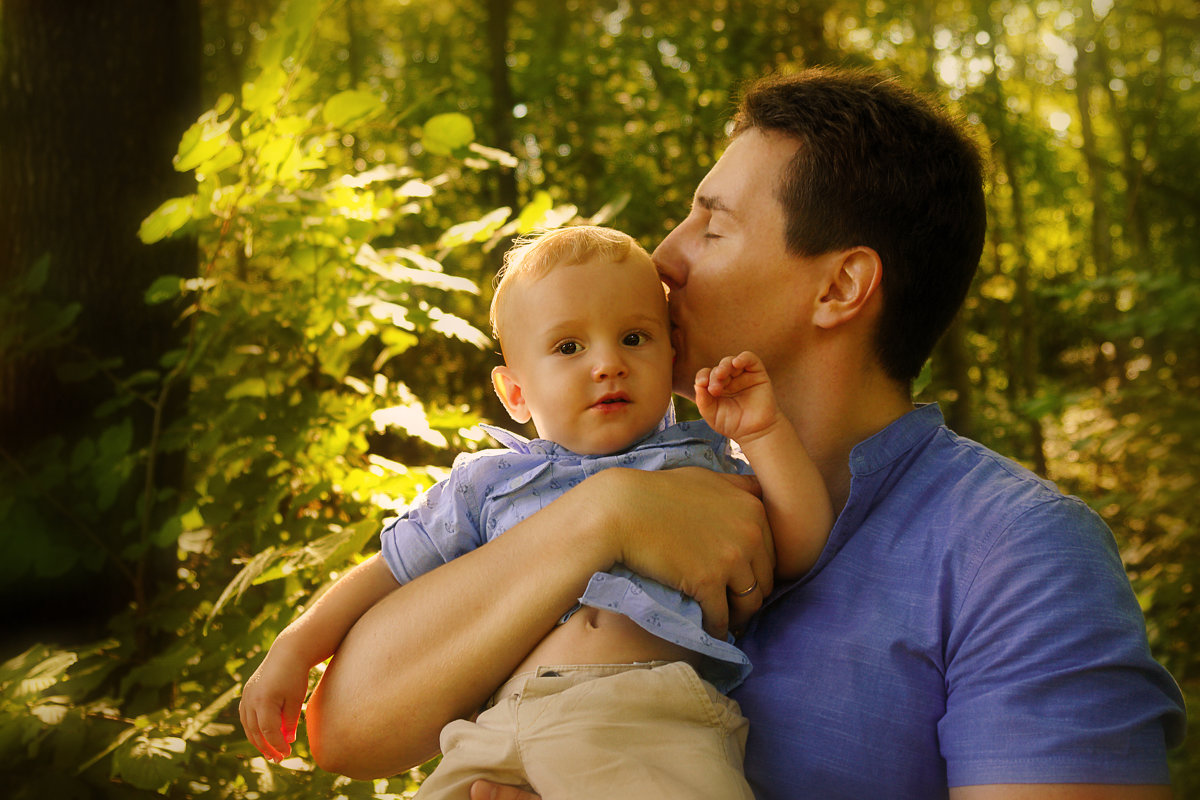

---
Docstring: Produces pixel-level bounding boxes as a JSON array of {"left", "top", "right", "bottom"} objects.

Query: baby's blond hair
[{"left": 489, "top": 226, "right": 655, "bottom": 348}]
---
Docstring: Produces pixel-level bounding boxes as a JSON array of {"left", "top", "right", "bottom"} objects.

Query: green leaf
[
  {"left": 144, "top": 275, "right": 185, "bottom": 305},
  {"left": 436, "top": 207, "right": 512, "bottom": 251},
  {"left": 355, "top": 245, "right": 479, "bottom": 293},
  {"left": 242, "top": 67, "right": 287, "bottom": 112},
  {"left": 516, "top": 191, "right": 553, "bottom": 232},
  {"left": 182, "top": 684, "right": 240, "bottom": 741},
  {"left": 96, "top": 418, "right": 134, "bottom": 462},
  {"left": 13, "top": 651, "right": 78, "bottom": 698},
  {"left": 112, "top": 734, "right": 187, "bottom": 792},
  {"left": 70, "top": 437, "right": 97, "bottom": 472},
  {"left": 226, "top": 377, "right": 268, "bottom": 400},
  {"left": 258, "top": 136, "right": 297, "bottom": 180},
  {"left": 174, "top": 113, "right": 233, "bottom": 173},
  {"left": 912, "top": 360, "right": 933, "bottom": 398},
  {"left": 323, "top": 89, "right": 385, "bottom": 128},
  {"left": 422, "top": 113, "right": 475, "bottom": 155},
  {"left": 206, "top": 546, "right": 278, "bottom": 629},
  {"left": 23, "top": 253, "right": 52, "bottom": 293},
  {"left": 138, "top": 196, "right": 196, "bottom": 244},
  {"left": 198, "top": 141, "right": 244, "bottom": 176}
]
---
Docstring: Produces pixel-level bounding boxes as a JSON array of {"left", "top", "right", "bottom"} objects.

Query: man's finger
[
  {"left": 719, "top": 472, "right": 763, "bottom": 497},
  {"left": 469, "top": 779, "right": 541, "bottom": 800},
  {"left": 695, "top": 580, "right": 732, "bottom": 640}
]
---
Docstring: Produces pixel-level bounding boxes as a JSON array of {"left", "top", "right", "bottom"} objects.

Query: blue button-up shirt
[
  {"left": 733, "top": 403, "right": 1185, "bottom": 798},
  {"left": 379, "top": 418, "right": 755, "bottom": 691}
]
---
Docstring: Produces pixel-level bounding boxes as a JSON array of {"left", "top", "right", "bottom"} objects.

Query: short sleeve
[
  {"left": 939, "top": 496, "right": 1186, "bottom": 786},
  {"left": 378, "top": 459, "right": 485, "bottom": 584}
]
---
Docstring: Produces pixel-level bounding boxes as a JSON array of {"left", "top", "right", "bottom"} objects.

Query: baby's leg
[{"left": 414, "top": 696, "right": 530, "bottom": 800}]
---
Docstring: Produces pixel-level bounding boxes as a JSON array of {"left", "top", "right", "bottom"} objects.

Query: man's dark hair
[{"left": 732, "top": 67, "right": 987, "bottom": 385}]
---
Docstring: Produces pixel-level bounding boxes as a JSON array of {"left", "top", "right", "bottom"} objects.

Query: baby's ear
[{"left": 491, "top": 366, "right": 531, "bottom": 424}]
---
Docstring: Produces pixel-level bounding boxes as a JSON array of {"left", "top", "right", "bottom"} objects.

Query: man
[{"left": 306, "top": 67, "right": 1185, "bottom": 798}]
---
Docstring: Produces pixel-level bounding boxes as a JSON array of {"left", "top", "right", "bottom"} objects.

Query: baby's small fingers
[
  {"left": 709, "top": 357, "right": 737, "bottom": 383},
  {"left": 246, "top": 710, "right": 286, "bottom": 762},
  {"left": 731, "top": 350, "right": 765, "bottom": 374}
]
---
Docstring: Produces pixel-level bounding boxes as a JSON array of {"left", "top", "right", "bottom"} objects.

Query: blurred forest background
[{"left": 0, "top": 0, "right": 1196, "bottom": 796}]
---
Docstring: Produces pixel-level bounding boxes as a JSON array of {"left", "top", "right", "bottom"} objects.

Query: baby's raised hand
[
  {"left": 694, "top": 351, "right": 782, "bottom": 443},
  {"left": 238, "top": 648, "right": 308, "bottom": 763}
]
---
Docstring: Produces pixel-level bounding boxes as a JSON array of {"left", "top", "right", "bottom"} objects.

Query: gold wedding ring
[{"left": 732, "top": 580, "right": 758, "bottom": 597}]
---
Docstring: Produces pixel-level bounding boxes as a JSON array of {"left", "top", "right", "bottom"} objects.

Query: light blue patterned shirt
[{"left": 379, "top": 416, "right": 754, "bottom": 692}]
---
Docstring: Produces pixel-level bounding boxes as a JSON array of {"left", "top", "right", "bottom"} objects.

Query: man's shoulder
[{"left": 918, "top": 426, "right": 1097, "bottom": 526}]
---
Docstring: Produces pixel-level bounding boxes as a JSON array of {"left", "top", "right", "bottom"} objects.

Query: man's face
[{"left": 653, "top": 129, "right": 820, "bottom": 397}]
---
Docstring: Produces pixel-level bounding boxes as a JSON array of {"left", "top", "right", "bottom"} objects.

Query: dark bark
[{"left": 0, "top": 0, "right": 202, "bottom": 644}]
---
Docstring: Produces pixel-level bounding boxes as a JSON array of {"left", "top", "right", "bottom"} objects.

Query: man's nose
[{"left": 651, "top": 226, "right": 686, "bottom": 291}]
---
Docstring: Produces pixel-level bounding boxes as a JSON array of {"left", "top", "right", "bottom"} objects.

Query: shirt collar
[
  {"left": 764, "top": 403, "right": 946, "bottom": 602},
  {"left": 848, "top": 403, "right": 945, "bottom": 476}
]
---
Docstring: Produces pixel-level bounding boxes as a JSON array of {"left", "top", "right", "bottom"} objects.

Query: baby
[{"left": 240, "top": 225, "right": 833, "bottom": 798}]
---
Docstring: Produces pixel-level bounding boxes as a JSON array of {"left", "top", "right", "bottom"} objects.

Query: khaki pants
[{"left": 414, "top": 661, "right": 753, "bottom": 800}]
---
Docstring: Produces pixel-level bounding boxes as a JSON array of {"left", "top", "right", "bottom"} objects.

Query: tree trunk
[
  {"left": 486, "top": 0, "right": 519, "bottom": 212},
  {"left": 0, "top": 0, "right": 201, "bottom": 643},
  {"left": 1, "top": 0, "right": 201, "bottom": 448}
]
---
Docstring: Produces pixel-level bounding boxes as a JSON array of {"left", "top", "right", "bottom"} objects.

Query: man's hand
[
  {"left": 599, "top": 465, "right": 773, "bottom": 637},
  {"left": 470, "top": 780, "right": 540, "bottom": 800},
  {"left": 239, "top": 646, "right": 309, "bottom": 762}
]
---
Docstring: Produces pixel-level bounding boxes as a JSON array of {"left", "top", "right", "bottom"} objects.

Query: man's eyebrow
[{"left": 696, "top": 194, "right": 735, "bottom": 217}]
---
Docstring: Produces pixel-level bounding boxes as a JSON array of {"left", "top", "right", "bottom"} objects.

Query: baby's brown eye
[
  {"left": 558, "top": 342, "right": 579, "bottom": 355},
  {"left": 623, "top": 333, "right": 645, "bottom": 346}
]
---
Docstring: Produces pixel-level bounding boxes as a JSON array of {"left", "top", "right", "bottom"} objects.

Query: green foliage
[
  {"left": 0, "top": 0, "right": 538, "bottom": 795},
  {"left": 3, "top": 0, "right": 1197, "bottom": 794}
]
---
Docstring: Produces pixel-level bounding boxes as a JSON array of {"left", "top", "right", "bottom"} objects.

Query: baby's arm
[
  {"left": 694, "top": 351, "right": 834, "bottom": 578},
  {"left": 239, "top": 554, "right": 400, "bottom": 762}
]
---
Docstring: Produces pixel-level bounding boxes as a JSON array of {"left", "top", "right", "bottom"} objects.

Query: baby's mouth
[{"left": 592, "top": 393, "right": 631, "bottom": 409}]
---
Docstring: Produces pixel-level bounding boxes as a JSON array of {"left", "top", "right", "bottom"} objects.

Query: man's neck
[{"left": 775, "top": 361, "right": 914, "bottom": 514}]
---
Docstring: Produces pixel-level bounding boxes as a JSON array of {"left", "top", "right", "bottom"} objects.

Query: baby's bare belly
[{"left": 509, "top": 606, "right": 701, "bottom": 679}]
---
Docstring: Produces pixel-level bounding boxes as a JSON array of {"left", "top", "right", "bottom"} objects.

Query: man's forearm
[{"left": 304, "top": 465, "right": 773, "bottom": 779}]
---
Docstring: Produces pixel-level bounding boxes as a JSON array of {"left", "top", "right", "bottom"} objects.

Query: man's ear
[
  {"left": 813, "top": 247, "right": 882, "bottom": 330},
  {"left": 491, "top": 365, "right": 532, "bottom": 424}
]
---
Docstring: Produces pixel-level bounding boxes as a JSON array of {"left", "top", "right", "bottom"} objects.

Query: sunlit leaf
[
  {"left": 355, "top": 245, "right": 479, "bottom": 293},
  {"left": 182, "top": 684, "right": 240, "bottom": 741},
  {"left": 468, "top": 141, "right": 519, "bottom": 168},
  {"left": 13, "top": 651, "right": 77, "bottom": 698},
  {"left": 428, "top": 307, "right": 491, "bottom": 349},
  {"left": 138, "top": 196, "right": 196, "bottom": 244},
  {"left": 174, "top": 115, "right": 232, "bottom": 173},
  {"left": 226, "top": 378, "right": 269, "bottom": 400},
  {"left": 112, "top": 735, "right": 187, "bottom": 792},
  {"left": 436, "top": 207, "right": 512, "bottom": 250},
  {"left": 30, "top": 698, "right": 70, "bottom": 725},
  {"left": 206, "top": 546, "right": 278, "bottom": 629},
  {"left": 422, "top": 112, "right": 474, "bottom": 155},
  {"left": 323, "top": 89, "right": 385, "bottom": 128},
  {"left": 516, "top": 191, "right": 554, "bottom": 232}
]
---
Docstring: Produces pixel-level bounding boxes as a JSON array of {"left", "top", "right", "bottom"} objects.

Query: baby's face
[{"left": 499, "top": 256, "right": 674, "bottom": 455}]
